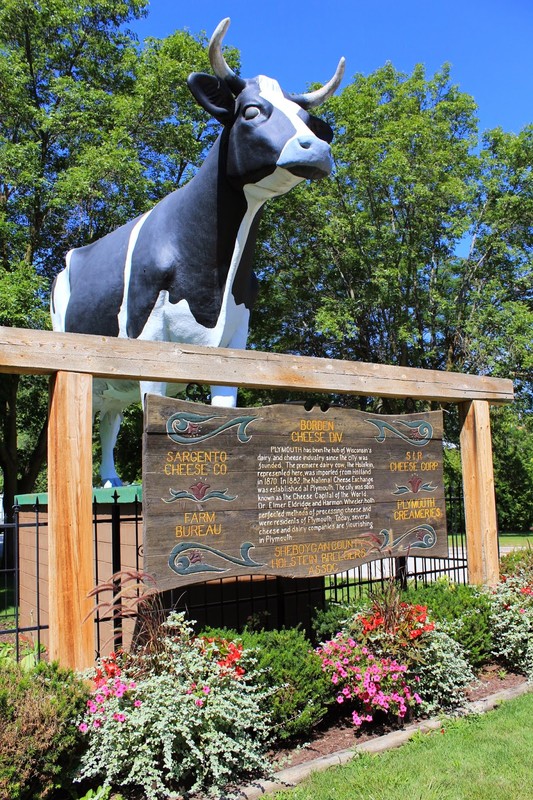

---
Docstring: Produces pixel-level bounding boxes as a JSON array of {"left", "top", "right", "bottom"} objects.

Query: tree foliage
[
  {"left": 250, "top": 63, "right": 532, "bottom": 525},
  {"left": 252, "top": 64, "right": 532, "bottom": 384}
]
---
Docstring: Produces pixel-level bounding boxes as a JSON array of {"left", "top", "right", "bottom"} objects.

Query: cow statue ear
[{"left": 187, "top": 73, "right": 235, "bottom": 124}]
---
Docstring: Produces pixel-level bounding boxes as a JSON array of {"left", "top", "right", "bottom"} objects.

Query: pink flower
[
  {"left": 78, "top": 722, "right": 88, "bottom": 733},
  {"left": 336, "top": 695, "right": 345, "bottom": 704},
  {"left": 113, "top": 681, "right": 127, "bottom": 698},
  {"left": 93, "top": 719, "right": 102, "bottom": 728},
  {"left": 203, "top": 686, "right": 210, "bottom": 695},
  {"left": 519, "top": 609, "right": 526, "bottom": 614},
  {"left": 134, "top": 699, "right": 142, "bottom": 707},
  {"left": 95, "top": 694, "right": 105, "bottom": 704},
  {"left": 195, "top": 698, "right": 204, "bottom": 707},
  {"left": 113, "top": 712, "right": 126, "bottom": 722}
]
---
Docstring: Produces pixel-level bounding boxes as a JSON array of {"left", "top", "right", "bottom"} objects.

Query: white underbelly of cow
[{"left": 138, "top": 287, "right": 249, "bottom": 349}]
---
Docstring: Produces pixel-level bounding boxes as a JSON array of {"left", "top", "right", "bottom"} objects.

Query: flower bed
[{"left": 2, "top": 548, "right": 532, "bottom": 799}]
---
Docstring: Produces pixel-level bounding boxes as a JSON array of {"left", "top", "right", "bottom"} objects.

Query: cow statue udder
[{"left": 51, "top": 18, "right": 345, "bottom": 486}]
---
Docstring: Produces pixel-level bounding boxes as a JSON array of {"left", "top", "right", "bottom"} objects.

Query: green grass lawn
[
  {"left": 498, "top": 533, "right": 533, "bottom": 548},
  {"left": 273, "top": 692, "right": 533, "bottom": 800}
]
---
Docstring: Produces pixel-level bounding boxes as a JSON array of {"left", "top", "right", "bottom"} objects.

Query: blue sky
[{"left": 131, "top": 0, "right": 532, "bottom": 136}]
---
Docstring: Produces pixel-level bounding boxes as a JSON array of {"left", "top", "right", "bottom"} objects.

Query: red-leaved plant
[{"left": 347, "top": 581, "right": 435, "bottom": 663}]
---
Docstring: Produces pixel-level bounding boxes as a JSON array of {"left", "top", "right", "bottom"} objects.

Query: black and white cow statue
[{"left": 51, "top": 18, "right": 344, "bottom": 486}]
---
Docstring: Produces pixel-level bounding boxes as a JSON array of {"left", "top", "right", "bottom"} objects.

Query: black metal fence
[
  {"left": 0, "top": 512, "right": 47, "bottom": 661},
  {"left": 0, "top": 489, "right": 467, "bottom": 661}
]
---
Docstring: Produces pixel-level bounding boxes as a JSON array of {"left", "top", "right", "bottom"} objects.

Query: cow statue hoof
[{"left": 103, "top": 477, "right": 123, "bottom": 489}]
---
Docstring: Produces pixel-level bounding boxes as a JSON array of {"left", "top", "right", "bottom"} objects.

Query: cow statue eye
[{"left": 243, "top": 105, "right": 261, "bottom": 120}]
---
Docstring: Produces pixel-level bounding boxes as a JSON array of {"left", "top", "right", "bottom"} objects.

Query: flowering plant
[
  {"left": 201, "top": 635, "right": 245, "bottom": 677},
  {"left": 75, "top": 613, "right": 272, "bottom": 799},
  {"left": 346, "top": 585, "right": 435, "bottom": 667},
  {"left": 316, "top": 634, "right": 421, "bottom": 728},
  {"left": 359, "top": 601, "right": 434, "bottom": 640},
  {"left": 335, "top": 582, "right": 474, "bottom": 713}
]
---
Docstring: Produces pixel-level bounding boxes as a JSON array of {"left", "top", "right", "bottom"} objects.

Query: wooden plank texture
[
  {"left": 48, "top": 371, "right": 95, "bottom": 669},
  {"left": 0, "top": 326, "right": 514, "bottom": 403},
  {"left": 459, "top": 400, "right": 500, "bottom": 586}
]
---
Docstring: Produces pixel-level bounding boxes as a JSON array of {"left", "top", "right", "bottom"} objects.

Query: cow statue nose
[{"left": 276, "top": 134, "right": 333, "bottom": 179}]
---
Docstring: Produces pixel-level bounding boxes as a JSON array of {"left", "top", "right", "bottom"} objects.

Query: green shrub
[
  {"left": 312, "top": 598, "right": 367, "bottom": 643},
  {"left": 76, "top": 613, "right": 272, "bottom": 799},
  {"left": 410, "top": 629, "right": 475, "bottom": 714},
  {"left": 500, "top": 544, "right": 533, "bottom": 581},
  {"left": 203, "top": 626, "right": 331, "bottom": 741},
  {"left": 0, "top": 660, "right": 89, "bottom": 800},
  {"left": 402, "top": 579, "right": 493, "bottom": 668},
  {"left": 486, "top": 575, "right": 533, "bottom": 677}
]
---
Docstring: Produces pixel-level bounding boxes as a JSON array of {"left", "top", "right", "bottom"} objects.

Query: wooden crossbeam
[
  {"left": 0, "top": 325, "right": 511, "bottom": 668},
  {"left": 0, "top": 326, "right": 514, "bottom": 403}
]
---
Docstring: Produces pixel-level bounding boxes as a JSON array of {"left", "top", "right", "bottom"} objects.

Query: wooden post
[
  {"left": 459, "top": 400, "right": 500, "bottom": 586},
  {"left": 48, "top": 371, "right": 94, "bottom": 669}
]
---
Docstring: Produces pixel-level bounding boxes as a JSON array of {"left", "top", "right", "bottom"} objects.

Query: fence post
[
  {"left": 48, "top": 371, "right": 94, "bottom": 669},
  {"left": 459, "top": 399, "right": 499, "bottom": 586}
]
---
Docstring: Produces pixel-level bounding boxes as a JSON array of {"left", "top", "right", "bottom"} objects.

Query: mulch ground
[{"left": 269, "top": 665, "right": 527, "bottom": 770}]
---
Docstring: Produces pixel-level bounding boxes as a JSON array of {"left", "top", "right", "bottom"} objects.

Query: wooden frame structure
[{"left": 0, "top": 326, "right": 514, "bottom": 669}]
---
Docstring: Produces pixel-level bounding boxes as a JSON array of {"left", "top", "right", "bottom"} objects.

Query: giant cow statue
[{"left": 51, "top": 18, "right": 345, "bottom": 486}]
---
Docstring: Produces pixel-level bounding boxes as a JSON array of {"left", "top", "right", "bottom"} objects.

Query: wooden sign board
[{"left": 143, "top": 397, "right": 448, "bottom": 590}]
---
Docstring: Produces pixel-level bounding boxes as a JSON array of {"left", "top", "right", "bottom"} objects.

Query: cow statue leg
[
  {"left": 99, "top": 408, "right": 124, "bottom": 487},
  {"left": 140, "top": 380, "right": 168, "bottom": 408},
  {"left": 209, "top": 316, "right": 248, "bottom": 407},
  {"left": 210, "top": 385, "right": 238, "bottom": 407}
]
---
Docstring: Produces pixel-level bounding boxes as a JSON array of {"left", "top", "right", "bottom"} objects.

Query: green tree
[
  {"left": 250, "top": 63, "right": 532, "bottom": 523},
  {"left": 0, "top": 0, "right": 228, "bottom": 515},
  {"left": 251, "top": 64, "right": 479, "bottom": 371}
]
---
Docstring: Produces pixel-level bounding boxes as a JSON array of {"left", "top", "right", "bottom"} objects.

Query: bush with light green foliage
[
  {"left": 76, "top": 613, "right": 272, "bottom": 799},
  {"left": 487, "top": 574, "right": 533, "bottom": 679},
  {"left": 411, "top": 628, "right": 475, "bottom": 714}
]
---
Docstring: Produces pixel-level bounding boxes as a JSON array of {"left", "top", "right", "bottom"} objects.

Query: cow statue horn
[
  {"left": 208, "top": 17, "right": 246, "bottom": 93},
  {"left": 209, "top": 17, "right": 345, "bottom": 107},
  {"left": 290, "top": 57, "right": 346, "bottom": 109}
]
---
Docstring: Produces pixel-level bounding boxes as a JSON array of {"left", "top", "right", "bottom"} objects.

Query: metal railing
[{"left": 1, "top": 490, "right": 467, "bottom": 661}]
